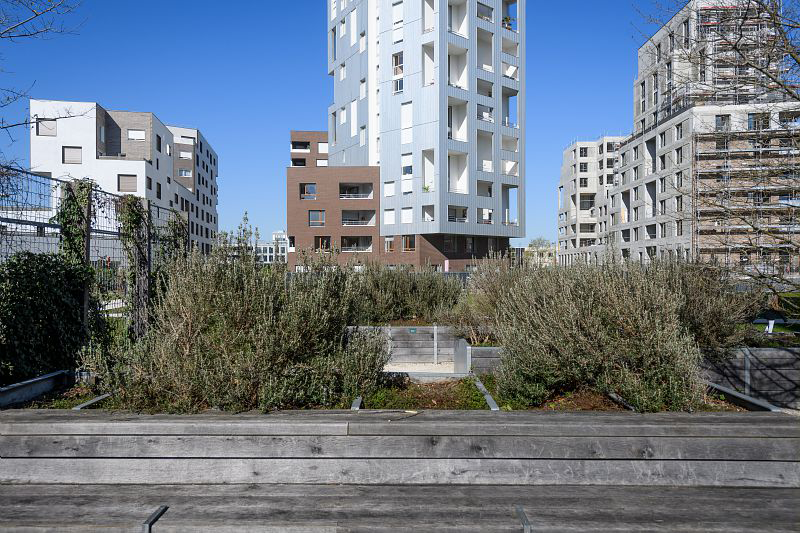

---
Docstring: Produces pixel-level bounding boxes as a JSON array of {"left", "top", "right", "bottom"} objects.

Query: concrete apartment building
[
  {"left": 254, "top": 231, "right": 289, "bottom": 265},
  {"left": 557, "top": 137, "right": 624, "bottom": 266},
  {"left": 288, "top": 0, "right": 526, "bottom": 271},
  {"left": 557, "top": 0, "right": 799, "bottom": 273},
  {"left": 30, "top": 99, "right": 219, "bottom": 253}
]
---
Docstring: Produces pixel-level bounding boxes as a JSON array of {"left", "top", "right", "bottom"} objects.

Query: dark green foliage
[{"left": 0, "top": 252, "right": 92, "bottom": 385}]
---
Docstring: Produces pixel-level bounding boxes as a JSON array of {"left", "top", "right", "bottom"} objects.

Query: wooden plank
[
  {"left": 3, "top": 435, "right": 796, "bottom": 460},
  {"left": 0, "top": 420, "right": 349, "bottom": 436},
  {"left": 1, "top": 458, "right": 797, "bottom": 486},
  {"left": 0, "top": 485, "right": 798, "bottom": 532}
]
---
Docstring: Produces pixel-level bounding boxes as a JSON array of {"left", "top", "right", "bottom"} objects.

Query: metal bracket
[{"left": 142, "top": 505, "right": 169, "bottom": 533}]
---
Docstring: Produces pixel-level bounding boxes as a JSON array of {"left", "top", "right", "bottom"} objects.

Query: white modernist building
[
  {"left": 327, "top": 0, "right": 525, "bottom": 254},
  {"left": 255, "top": 231, "right": 289, "bottom": 264},
  {"left": 29, "top": 99, "right": 219, "bottom": 253}
]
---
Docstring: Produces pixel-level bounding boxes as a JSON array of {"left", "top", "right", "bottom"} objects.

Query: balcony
[
  {"left": 448, "top": 205, "right": 468, "bottom": 223},
  {"left": 479, "top": 160, "right": 493, "bottom": 172},
  {"left": 477, "top": 208, "right": 494, "bottom": 224},
  {"left": 502, "top": 62, "right": 519, "bottom": 81},
  {"left": 341, "top": 238, "right": 373, "bottom": 253},
  {"left": 477, "top": 104, "right": 494, "bottom": 123},
  {"left": 342, "top": 210, "right": 376, "bottom": 226},
  {"left": 339, "top": 183, "right": 373, "bottom": 199}
]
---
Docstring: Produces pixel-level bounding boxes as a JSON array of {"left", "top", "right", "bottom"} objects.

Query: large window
[
  {"left": 402, "top": 234, "right": 415, "bottom": 252},
  {"left": 385, "top": 236, "right": 395, "bottom": 253},
  {"left": 314, "top": 236, "right": 331, "bottom": 251},
  {"left": 117, "top": 174, "right": 137, "bottom": 193},
  {"left": 392, "top": 52, "right": 404, "bottom": 93},
  {"left": 309, "top": 210, "right": 326, "bottom": 227},
  {"left": 127, "top": 129, "right": 146, "bottom": 141}
]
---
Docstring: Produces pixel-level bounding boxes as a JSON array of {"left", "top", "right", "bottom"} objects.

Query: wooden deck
[{"left": 1, "top": 409, "right": 798, "bottom": 531}]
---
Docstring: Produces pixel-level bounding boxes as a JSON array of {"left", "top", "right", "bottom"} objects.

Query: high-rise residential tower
[
  {"left": 290, "top": 0, "right": 526, "bottom": 271},
  {"left": 556, "top": 0, "right": 799, "bottom": 273}
]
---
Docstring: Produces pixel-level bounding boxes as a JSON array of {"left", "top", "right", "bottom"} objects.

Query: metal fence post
[
  {"left": 82, "top": 184, "right": 92, "bottom": 333},
  {"left": 434, "top": 324, "right": 438, "bottom": 365}
]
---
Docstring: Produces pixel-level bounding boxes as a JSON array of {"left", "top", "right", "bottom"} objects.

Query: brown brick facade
[{"left": 287, "top": 131, "right": 509, "bottom": 272}]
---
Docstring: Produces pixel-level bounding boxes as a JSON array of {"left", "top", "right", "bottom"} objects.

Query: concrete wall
[{"left": 704, "top": 347, "right": 799, "bottom": 409}]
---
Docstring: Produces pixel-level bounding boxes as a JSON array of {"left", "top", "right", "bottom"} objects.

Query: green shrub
[
  {"left": 493, "top": 262, "right": 716, "bottom": 412},
  {"left": 0, "top": 252, "right": 95, "bottom": 385}
]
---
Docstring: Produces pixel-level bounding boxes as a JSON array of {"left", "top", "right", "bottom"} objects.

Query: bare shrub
[
  {"left": 93, "top": 238, "right": 389, "bottom": 412},
  {"left": 441, "top": 254, "right": 526, "bottom": 345},
  {"left": 494, "top": 263, "right": 714, "bottom": 412}
]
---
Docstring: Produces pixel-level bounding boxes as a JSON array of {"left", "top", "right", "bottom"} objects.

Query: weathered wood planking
[
  {"left": 1, "top": 485, "right": 798, "bottom": 532},
  {"left": 3, "top": 434, "right": 796, "bottom": 461},
  {"left": 2, "top": 458, "right": 798, "bottom": 486}
]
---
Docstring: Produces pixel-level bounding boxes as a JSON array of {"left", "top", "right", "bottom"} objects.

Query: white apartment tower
[
  {"left": 557, "top": 137, "right": 624, "bottom": 266},
  {"left": 326, "top": 0, "right": 525, "bottom": 265},
  {"left": 29, "top": 99, "right": 219, "bottom": 253}
]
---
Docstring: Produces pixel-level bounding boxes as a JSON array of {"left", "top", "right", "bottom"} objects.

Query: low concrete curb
[{"left": 0, "top": 370, "right": 71, "bottom": 408}]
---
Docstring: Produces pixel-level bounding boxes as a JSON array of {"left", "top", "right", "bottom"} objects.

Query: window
[
  {"left": 465, "top": 236, "right": 474, "bottom": 253},
  {"left": 300, "top": 183, "right": 317, "bottom": 200},
  {"left": 156, "top": 182, "right": 162, "bottom": 200},
  {"left": 62, "top": 146, "right": 81, "bottom": 164},
  {"left": 676, "top": 219, "right": 683, "bottom": 236},
  {"left": 339, "top": 107, "right": 347, "bottom": 124},
  {"left": 579, "top": 162, "right": 588, "bottom": 173},
  {"left": 349, "top": 8, "right": 357, "bottom": 46},
  {"left": 402, "top": 234, "right": 415, "bottom": 251},
  {"left": 36, "top": 118, "right": 56, "bottom": 136},
  {"left": 385, "top": 236, "right": 395, "bottom": 253},
  {"left": 384, "top": 181, "right": 395, "bottom": 196},
  {"left": 147, "top": 176, "right": 152, "bottom": 190},
  {"left": 659, "top": 132, "right": 666, "bottom": 147},
  {"left": 676, "top": 195, "right": 683, "bottom": 211},
  {"left": 444, "top": 235, "right": 456, "bottom": 252},
  {"left": 127, "top": 129, "right": 146, "bottom": 141},
  {"left": 117, "top": 174, "right": 137, "bottom": 192},
  {"left": 675, "top": 146, "right": 683, "bottom": 164},
  {"left": 401, "top": 153, "right": 412, "bottom": 176},
  {"left": 392, "top": 1, "right": 403, "bottom": 43},
  {"left": 400, "top": 101, "right": 412, "bottom": 144},
  {"left": 318, "top": 142, "right": 329, "bottom": 153},
  {"left": 579, "top": 177, "right": 588, "bottom": 188},
  {"left": 384, "top": 209, "right": 395, "bottom": 225},
  {"left": 359, "top": 32, "right": 366, "bottom": 52},
  {"left": 156, "top": 135, "right": 162, "bottom": 152},
  {"left": 683, "top": 19, "right": 690, "bottom": 47},
  {"left": 315, "top": 236, "right": 331, "bottom": 251},
  {"left": 676, "top": 171, "right": 683, "bottom": 188},
  {"left": 715, "top": 114, "right": 731, "bottom": 132},
  {"left": 748, "top": 113, "right": 769, "bottom": 131},
  {"left": 350, "top": 99, "right": 357, "bottom": 137},
  {"left": 360, "top": 78, "right": 367, "bottom": 99},
  {"left": 317, "top": 159, "right": 328, "bottom": 167},
  {"left": 166, "top": 143, "right": 171, "bottom": 156},
  {"left": 340, "top": 63, "right": 346, "bottom": 80},
  {"left": 659, "top": 199, "right": 666, "bottom": 215},
  {"left": 401, "top": 207, "right": 412, "bottom": 224},
  {"left": 392, "top": 52, "right": 404, "bottom": 93},
  {"left": 291, "top": 158, "right": 306, "bottom": 167},
  {"left": 179, "top": 151, "right": 192, "bottom": 160},
  {"left": 579, "top": 147, "right": 588, "bottom": 157},
  {"left": 675, "top": 123, "right": 683, "bottom": 140},
  {"left": 359, "top": 126, "right": 366, "bottom": 146},
  {"left": 309, "top": 210, "right": 325, "bottom": 226}
]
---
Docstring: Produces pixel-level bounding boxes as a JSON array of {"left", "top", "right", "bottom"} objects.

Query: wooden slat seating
[{"left": 1, "top": 409, "right": 798, "bottom": 531}]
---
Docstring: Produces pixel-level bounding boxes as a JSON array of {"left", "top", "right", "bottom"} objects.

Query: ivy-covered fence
[{"left": 0, "top": 165, "right": 188, "bottom": 383}]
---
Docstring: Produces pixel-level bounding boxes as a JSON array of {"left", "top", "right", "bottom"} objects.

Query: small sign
[{"left": 408, "top": 328, "right": 417, "bottom": 334}]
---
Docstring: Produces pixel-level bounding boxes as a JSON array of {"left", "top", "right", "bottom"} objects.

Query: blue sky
[{"left": 2, "top": 1, "right": 661, "bottom": 244}]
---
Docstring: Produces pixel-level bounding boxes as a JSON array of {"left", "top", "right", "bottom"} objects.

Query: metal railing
[
  {"left": 342, "top": 220, "right": 373, "bottom": 226},
  {"left": 448, "top": 215, "right": 467, "bottom": 223},
  {"left": 339, "top": 193, "right": 371, "bottom": 199}
]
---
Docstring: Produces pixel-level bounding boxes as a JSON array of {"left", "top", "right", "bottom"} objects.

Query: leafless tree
[
  {"left": 638, "top": 0, "right": 799, "bottom": 311},
  {"left": 0, "top": 0, "right": 81, "bottom": 166}
]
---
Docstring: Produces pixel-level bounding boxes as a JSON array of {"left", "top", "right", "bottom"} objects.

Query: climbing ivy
[{"left": 52, "top": 180, "right": 92, "bottom": 264}]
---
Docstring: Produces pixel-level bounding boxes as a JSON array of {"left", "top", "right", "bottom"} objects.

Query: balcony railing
[
  {"left": 301, "top": 194, "right": 317, "bottom": 200},
  {"left": 502, "top": 117, "right": 518, "bottom": 128},
  {"left": 479, "top": 161, "right": 493, "bottom": 172},
  {"left": 477, "top": 218, "right": 493, "bottom": 224},
  {"left": 448, "top": 81, "right": 467, "bottom": 90},
  {"left": 477, "top": 111, "right": 494, "bottom": 123},
  {"left": 449, "top": 187, "right": 468, "bottom": 194},
  {"left": 503, "top": 219, "right": 519, "bottom": 226},
  {"left": 341, "top": 246, "right": 372, "bottom": 253},
  {"left": 342, "top": 219, "right": 373, "bottom": 226},
  {"left": 448, "top": 215, "right": 467, "bottom": 223},
  {"left": 339, "top": 193, "right": 370, "bottom": 199}
]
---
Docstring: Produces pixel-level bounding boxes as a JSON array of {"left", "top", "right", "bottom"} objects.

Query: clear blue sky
[{"left": 2, "top": 1, "right": 662, "bottom": 244}]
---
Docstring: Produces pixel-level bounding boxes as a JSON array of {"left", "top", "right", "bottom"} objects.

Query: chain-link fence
[{"left": 0, "top": 165, "right": 188, "bottom": 331}]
